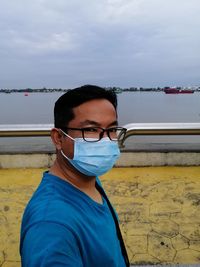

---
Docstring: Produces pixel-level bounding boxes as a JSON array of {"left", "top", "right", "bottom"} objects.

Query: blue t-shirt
[{"left": 20, "top": 172, "right": 126, "bottom": 267}]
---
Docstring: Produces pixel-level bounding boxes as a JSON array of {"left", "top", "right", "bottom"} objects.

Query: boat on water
[
  {"left": 164, "top": 88, "right": 180, "bottom": 94},
  {"left": 164, "top": 88, "right": 194, "bottom": 94},
  {"left": 179, "top": 89, "right": 194, "bottom": 94}
]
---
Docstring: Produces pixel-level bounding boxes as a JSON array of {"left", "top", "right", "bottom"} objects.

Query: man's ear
[{"left": 50, "top": 128, "right": 63, "bottom": 150}]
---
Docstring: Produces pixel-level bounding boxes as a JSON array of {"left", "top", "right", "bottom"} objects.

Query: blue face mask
[{"left": 60, "top": 131, "right": 120, "bottom": 177}]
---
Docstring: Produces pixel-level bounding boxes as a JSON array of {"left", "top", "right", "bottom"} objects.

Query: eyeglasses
[{"left": 60, "top": 126, "right": 127, "bottom": 142}]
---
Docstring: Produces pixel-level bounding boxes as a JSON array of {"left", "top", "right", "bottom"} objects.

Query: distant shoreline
[{"left": 1, "top": 87, "right": 200, "bottom": 93}]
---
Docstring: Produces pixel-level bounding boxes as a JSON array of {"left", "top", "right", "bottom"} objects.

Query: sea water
[
  {"left": 0, "top": 91, "right": 200, "bottom": 152},
  {"left": 0, "top": 91, "right": 200, "bottom": 125}
]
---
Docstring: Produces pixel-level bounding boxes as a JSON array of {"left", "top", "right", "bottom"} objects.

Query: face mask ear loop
[
  {"left": 60, "top": 149, "right": 71, "bottom": 160},
  {"left": 59, "top": 129, "right": 75, "bottom": 161},
  {"left": 59, "top": 129, "right": 75, "bottom": 141}
]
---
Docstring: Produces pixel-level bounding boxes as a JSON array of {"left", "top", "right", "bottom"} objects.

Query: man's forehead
[
  {"left": 74, "top": 98, "right": 115, "bottom": 110},
  {"left": 70, "top": 99, "right": 117, "bottom": 125}
]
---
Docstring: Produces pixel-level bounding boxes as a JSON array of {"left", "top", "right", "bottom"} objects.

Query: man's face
[{"left": 61, "top": 98, "right": 118, "bottom": 159}]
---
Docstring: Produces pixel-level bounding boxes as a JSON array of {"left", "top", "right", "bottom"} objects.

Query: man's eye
[{"left": 109, "top": 128, "right": 118, "bottom": 133}]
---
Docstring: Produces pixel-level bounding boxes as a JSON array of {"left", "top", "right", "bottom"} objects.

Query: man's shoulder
[
  {"left": 25, "top": 172, "right": 83, "bottom": 221},
  {"left": 22, "top": 174, "right": 107, "bottom": 233},
  {"left": 23, "top": 192, "right": 82, "bottom": 227}
]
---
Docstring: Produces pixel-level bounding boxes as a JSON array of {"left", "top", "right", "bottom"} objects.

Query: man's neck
[{"left": 49, "top": 159, "right": 103, "bottom": 204}]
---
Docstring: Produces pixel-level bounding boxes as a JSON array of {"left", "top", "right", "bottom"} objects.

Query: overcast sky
[{"left": 0, "top": 0, "right": 200, "bottom": 88}]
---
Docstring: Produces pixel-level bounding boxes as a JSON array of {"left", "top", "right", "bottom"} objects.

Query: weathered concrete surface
[
  {"left": 0, "top": 167, "right": 200, "bottom": 266},
  {"left": 0, "top": 152, "right": 200, "bottom": 168},
  {"left": 103, "top": 167, "right": 200, "bottom": 265},
  {"left": 0, "top": 154, "right": 54, "bottom": 169},
  {"left": 116, "top": 152, "right": 200, "bottom": 167}
]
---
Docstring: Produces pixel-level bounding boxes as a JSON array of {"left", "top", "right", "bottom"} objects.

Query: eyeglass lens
[{"left": 83, "top": 128, "right": 125, "bottom": 142}]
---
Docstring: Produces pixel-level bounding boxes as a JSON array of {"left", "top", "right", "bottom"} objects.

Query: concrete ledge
[
  {"left": 116, "top": 152, "right": 200, "bottom": 167},
  {"left": 0, "top": 154, "right": 55, "bottom": 169},
  {"left": 0, "top": 152, "right": 200, "bottom": 168}
]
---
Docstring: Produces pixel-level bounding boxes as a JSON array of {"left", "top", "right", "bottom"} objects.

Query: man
[{"left": 20, "top": 85, "right": 129, "bottom": 267}]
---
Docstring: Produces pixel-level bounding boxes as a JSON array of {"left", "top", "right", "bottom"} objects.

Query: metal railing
[
  {"left": 0, "top": 123, "right": 200, "bottom": 139},
  {"left": 0, "top": 124, "right": 53, "bottom": 137},
  {"left": 0, "top": 123, "right": 200, "bottom": 153},
  {"left": 122, "top": 123, "right": 200, "bottom": 147},
  {"left": 123, "top": 123, "right": 200, "bottom": 135}
]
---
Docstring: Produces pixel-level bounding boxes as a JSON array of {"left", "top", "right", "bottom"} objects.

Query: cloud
[
  {"left": 10, "top": 31, "right": 78, "bottom": 54},
  {"left": 0, "top": 0, "right": 200, "bottom": 87}
]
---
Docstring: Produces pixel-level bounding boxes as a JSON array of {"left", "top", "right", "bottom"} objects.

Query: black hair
[{"left": 54, "top": 85, "right": 117, "bottom": 127}]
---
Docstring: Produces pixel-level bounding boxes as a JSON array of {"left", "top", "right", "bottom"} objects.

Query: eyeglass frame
[{"left": 59, "top": 126, "right": 127, "bottom": 142}]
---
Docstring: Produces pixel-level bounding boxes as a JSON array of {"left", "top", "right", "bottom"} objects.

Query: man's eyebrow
[
  {"left": 108, "top": 120, "right": 118, "bottom": 127},
  {"left": 79, "top": 120, "right": 101, "bottom": 127},
  {"left": 79, "top": 120, "right": 118, "bottom": 127}
]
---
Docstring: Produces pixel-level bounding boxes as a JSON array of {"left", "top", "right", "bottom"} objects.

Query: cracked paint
[{"left": 0, "top": 167, "right": 200, "bottom": 266}]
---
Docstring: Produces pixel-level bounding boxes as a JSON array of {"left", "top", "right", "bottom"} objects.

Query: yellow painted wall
[{"left": 0, "top": 167, "right": 200, "bottom": 266}]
